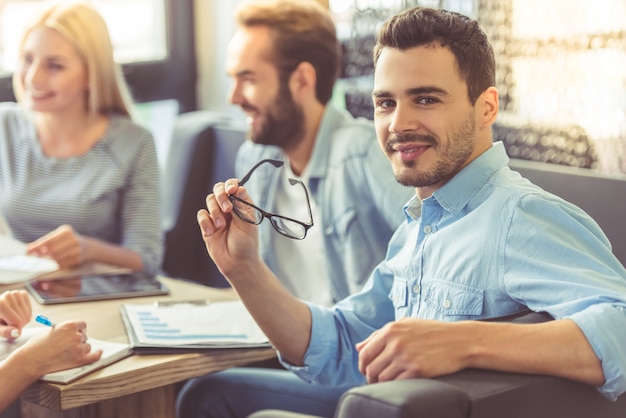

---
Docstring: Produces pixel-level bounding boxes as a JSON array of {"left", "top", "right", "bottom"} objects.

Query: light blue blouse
[{"left": 284, "top": 141, "right": 626, "bottom": 401}]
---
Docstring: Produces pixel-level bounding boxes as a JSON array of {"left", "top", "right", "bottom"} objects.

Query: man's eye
[
  {"left": 375, "top": 99, "right": 395, "bottom": 109},
  {"left": 417, "top": 97, "right": 438, "bottom": 105}
]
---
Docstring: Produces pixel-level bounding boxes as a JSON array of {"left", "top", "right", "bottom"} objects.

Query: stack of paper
[
  {"left": 121, "top": 299, "right": 271, "bottom": 353},
  {"left": 0, "top": 235, "right": 59, "bottom": 284}
]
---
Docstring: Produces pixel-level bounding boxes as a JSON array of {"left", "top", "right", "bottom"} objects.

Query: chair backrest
[
  {"left": 160, "top": 110, "right": 246, "bottom": 287},
  {"left": 509, "top": 158, "right": 626, "bottom": 267}
]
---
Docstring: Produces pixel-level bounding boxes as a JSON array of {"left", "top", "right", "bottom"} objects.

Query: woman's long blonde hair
[{"left": 12, "top": 1, "right": 134, "bottom": 117}]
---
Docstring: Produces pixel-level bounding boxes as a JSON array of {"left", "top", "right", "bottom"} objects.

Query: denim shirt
[
  {"left": 236, "top": 105, "right": 414, "bottom": 302},
  {"left": 284, "top": 142, "right": 626, "bottom": 401}
]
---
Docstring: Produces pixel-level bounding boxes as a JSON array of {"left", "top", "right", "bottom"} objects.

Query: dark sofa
[{"left": 159, "top": 110, "right": 246, "bottom": 287}]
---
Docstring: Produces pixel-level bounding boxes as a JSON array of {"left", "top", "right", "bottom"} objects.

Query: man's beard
[
  {"left": 249, "top": 82, "right": 305, "bottom": 151},
  {"left": 387, "top": 112, "right": 476, "bottom": 188}
]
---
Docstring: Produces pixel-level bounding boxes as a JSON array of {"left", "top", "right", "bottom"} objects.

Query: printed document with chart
[{"left": 121, "top": 300, "right": 271, "bottom": 352}]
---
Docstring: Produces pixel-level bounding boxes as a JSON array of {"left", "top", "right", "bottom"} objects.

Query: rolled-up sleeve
[
  {"left": 279, "top": 258, "right": 398, "bottom": 386},
  {"left": 505, "top": 193, "right": 626, "bottom": 400},
  {"left": 570, "top": 304, "right": 626, "bottom": 400}
]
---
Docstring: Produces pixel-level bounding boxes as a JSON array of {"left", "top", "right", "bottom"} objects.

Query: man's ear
[
  {"left": 289, "top": 61, "right": 317, "bottom": 100},
  {"left": 477, "top": 86, "right": 499, "bottom": 128}
]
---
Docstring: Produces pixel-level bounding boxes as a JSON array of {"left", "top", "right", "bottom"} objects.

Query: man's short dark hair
[{"left": 373, "top": 7, "right": 496, "bottom": 105}]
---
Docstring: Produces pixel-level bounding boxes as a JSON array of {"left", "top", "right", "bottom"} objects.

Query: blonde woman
[{"left": 0, "top": 1, "right": 162, "bottom": 274}]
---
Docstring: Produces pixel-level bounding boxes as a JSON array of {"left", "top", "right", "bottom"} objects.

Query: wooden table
[{"left": 4, "top": 275, "right": 276, "bottom": 418}]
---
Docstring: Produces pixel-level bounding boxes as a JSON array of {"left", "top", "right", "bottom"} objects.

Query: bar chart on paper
[{"left": 121, "top": 300, "right": 270, "bottom": 352}]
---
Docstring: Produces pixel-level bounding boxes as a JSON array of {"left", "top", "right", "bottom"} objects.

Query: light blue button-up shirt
[{"left": 283, "top": 141, "right": 626, "bottom": 400}]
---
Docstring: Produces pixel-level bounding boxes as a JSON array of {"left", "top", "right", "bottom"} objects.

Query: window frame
[{"left": 0, "top": 0, "right": 197, "bottom": 113}]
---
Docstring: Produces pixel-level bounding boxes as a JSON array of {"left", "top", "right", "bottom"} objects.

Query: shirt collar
[
  {"left": 434, "top": 141, "right": 509, "bottom": 215},
  {"left": 403, "top": 141, "right": 509, "bottom": 220}
]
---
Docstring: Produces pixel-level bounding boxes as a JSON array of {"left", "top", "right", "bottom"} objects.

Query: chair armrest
[
  {"left": 248, "top": 411, "right": 322, "bottom": 418},
  {"left": 336, "top": 310, "right": 626, "bottom": 418},
  {"left": 336, "top": 378, "right": 470, "bottom": 418},
  {"left": 337, "top": 370, "right": 626, "bottom": 418},
  {"left": 249, "top": 311, "right": 626, "bottom": 418}
]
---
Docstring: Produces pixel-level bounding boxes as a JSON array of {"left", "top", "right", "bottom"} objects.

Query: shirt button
[
  {"left": 412, "top": 284, "right": 420, "bottom": 293},
  {"left": 423, "top": 225, "right": 432, "bottom": 234},
  {"left": 442, "top": 299, "right": 451, "bottom": 309}
]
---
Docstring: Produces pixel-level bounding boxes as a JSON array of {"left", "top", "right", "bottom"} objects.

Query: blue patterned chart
[{"left": 123, "top": 300, "right": 268, "bottom": 346}]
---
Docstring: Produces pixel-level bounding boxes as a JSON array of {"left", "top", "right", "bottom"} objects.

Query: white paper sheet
[
  {"left": 123, "top": 300, "right": 269, "bottom": 346},
  {"left": 0, "top": 234, "right": 25, "bottom": 257},
  {"left": 0, "top": 235, "right": 59, "bottom": 284},
  {"left": 0, "top": 326, "right": 131, "bottom": 384}
]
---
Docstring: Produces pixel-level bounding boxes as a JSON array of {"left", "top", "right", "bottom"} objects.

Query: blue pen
[{"left": 35, "top": 315, "right": 55, "bottom": 327}]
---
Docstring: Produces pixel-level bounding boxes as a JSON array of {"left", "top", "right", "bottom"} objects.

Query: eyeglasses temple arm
[
  {"left": 239, "top": 159, "right": 284, "bottom": 186},
  {"left": 288, "top": 178, "right": 314, "bottom": 226}
]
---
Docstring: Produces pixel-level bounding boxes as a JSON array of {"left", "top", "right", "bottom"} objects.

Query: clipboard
[{"left": 120, "top": 299, "right": 271, "bottom": 354}]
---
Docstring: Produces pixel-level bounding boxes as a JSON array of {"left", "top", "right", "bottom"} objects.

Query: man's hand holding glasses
[{"left": 197, "top": 159, "right": 314, "bottom": 276}]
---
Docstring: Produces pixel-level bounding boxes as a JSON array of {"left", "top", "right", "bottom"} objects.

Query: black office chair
[{"left": 160, "top": 110, "right": 246, "bottom": 287}]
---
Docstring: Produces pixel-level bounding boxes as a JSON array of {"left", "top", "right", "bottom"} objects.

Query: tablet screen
[{"left": 26, "top": 272, "right": 169, "bottom": 304}]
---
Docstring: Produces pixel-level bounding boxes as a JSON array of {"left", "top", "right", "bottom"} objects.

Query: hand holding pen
[
  {"left": 35, "top": 315, "right": 90, "bottom": 345},
  {"left": 21, "top": 316, "right": 102, "bottom": 377},
  {"left": 35, "top": 315, "right": 55, "bottom": 327}
]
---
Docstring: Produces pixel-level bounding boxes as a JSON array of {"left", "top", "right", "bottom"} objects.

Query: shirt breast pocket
[
  {"left": 424, "top": 280, "right": 484, "bottom": 319},
  {"left": 389, "top": 278, "right": 409, "bottom": 318}
]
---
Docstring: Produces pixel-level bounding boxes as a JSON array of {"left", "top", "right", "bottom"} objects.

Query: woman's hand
[
  {"left": 26, "top": 224, "right": 88, "bottom": 268},
  {"left": 0, "top": 290, "right": 32, "bottom": 339},
  {"left": 17, "top": 320, "right": 103, "bottom": 378}
]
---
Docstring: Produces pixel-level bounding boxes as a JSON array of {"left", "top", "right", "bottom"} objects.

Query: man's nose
[
  {"left": 388, "top": 104, "right": 420, "bottom": 134},
  {"left": 228, "top": 82, "right": 243, "bottom": 105}
]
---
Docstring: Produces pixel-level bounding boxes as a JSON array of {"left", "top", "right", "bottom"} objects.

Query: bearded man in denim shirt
[{"left": 224, "top": 0, "right": 414, "bottom": 306}]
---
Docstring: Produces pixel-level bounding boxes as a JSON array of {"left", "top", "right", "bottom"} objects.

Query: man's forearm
[
  {"left": 227, "top": 260, "right": 313, "bottom": 365},
  {"left": 467, "top": 319, "right": 604, "bottom": 385}
]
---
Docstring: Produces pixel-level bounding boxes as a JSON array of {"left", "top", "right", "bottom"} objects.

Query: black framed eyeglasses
[{"left": 228, "top": 159, "right": 314, "bottom": 240}]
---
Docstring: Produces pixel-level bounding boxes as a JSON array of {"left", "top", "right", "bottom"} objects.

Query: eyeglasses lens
[
  {"left": 232, "top": 199, "right": 263, "bottom": 224},
  {"left": 271, "top": 217, "right": 307, "bottom": 239}
]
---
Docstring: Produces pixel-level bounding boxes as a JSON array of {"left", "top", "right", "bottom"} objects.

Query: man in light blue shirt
[{"left": 179, "top": 6, "right": 626, "bottom": 418}]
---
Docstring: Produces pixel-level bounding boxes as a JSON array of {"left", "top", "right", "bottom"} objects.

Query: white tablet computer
[{"left": 25, "top": 272, "right": 169, "bottom": 304}]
